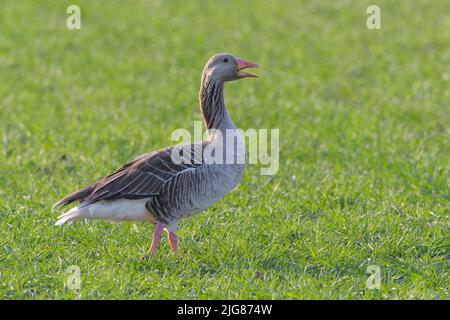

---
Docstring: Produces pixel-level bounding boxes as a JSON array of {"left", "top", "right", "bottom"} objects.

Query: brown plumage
[{"left": 53, "top": 53, "right": 258, "bottom": 256}]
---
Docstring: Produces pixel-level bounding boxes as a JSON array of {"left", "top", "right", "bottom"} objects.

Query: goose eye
[{"left": 223, "top": 58, "right": 229, "bottom": 63}]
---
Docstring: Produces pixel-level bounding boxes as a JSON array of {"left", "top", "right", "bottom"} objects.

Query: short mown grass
[{"left": 0, "top": 0, "right": 448, "bottom": 299}]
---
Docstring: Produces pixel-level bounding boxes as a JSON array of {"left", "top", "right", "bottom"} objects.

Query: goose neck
[{"left": 199, "top": 77, "right": 233, "bottom": 132}]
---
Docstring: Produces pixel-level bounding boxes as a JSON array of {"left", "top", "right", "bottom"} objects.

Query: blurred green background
[{"left": 0, "top": 0, "right": 448, "bottom": 299}]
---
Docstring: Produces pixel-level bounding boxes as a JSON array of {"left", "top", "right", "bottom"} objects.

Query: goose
[{"left": 53, "top": 53, "right": 258, "bottom": 256}]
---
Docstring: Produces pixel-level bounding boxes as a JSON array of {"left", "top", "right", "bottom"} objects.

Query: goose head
[{"left": 202, "top": 53, "right": 258, "bottom": 82}]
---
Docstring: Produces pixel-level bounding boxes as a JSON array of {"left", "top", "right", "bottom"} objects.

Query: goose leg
[
  {"left": 148, "top": 223, "right": 164, "bottom": 256},
  {"left": 168, "top": 231, "right": 179, "bottom": 253},
  {"left": 165, "top": 223, "right": 178, "bottom": 253}
]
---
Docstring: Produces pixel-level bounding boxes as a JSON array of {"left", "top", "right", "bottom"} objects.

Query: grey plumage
[{"left": 53, "top": 53, "right": 258, "bottom": 255}]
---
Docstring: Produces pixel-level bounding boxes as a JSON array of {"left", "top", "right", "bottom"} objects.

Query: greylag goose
[{"left": 53, "top": 53, "right": 258, "bottom": 255}]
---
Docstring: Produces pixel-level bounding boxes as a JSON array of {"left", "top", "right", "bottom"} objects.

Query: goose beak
[{"left": 235, "top": 58, "right": 259, "bottom": 78}]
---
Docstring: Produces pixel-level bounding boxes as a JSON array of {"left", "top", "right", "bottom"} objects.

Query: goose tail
[
  {"left": 55, "top": 206, "right": 84, "bottom": 226},
  {"left": 52, "top": 185, "right": 95, "bottom": 209}
]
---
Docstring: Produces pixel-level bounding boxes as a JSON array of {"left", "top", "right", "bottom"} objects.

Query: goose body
[{"left": 53, "top": 53, "right": 258, "bottom": 255}]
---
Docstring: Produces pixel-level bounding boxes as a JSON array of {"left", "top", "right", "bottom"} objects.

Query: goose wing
[{"left": 53, "top": 143, "right": 205, "bottom": 207}]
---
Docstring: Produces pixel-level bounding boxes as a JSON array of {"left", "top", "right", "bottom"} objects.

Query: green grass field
[{"left": 0, "top": 0, "right": 449, "bottom": 299}]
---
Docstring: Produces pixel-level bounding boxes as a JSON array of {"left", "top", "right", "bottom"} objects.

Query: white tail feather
[
  {"left": 54, "top": 198, "right": 153, "bottom": 226},
  {"left": 55, "top": 207, "right": 84, "bottom": 226}
]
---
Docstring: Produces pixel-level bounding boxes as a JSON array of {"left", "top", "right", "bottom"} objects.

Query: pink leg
[
  {"left": 168, "top": 231, "right": 179, "bottom": 253},
  {"left": 148, "top": 223, "right": 164, "bottom": 256}
]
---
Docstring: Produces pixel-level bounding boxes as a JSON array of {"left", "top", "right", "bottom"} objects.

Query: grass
[{"left": 0, "top": 0, "right": 449, "bottom": 299}]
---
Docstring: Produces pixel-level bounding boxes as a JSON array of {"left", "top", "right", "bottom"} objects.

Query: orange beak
[{"left": 235, "top": 57, "right": 259, "bottom": 78}]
